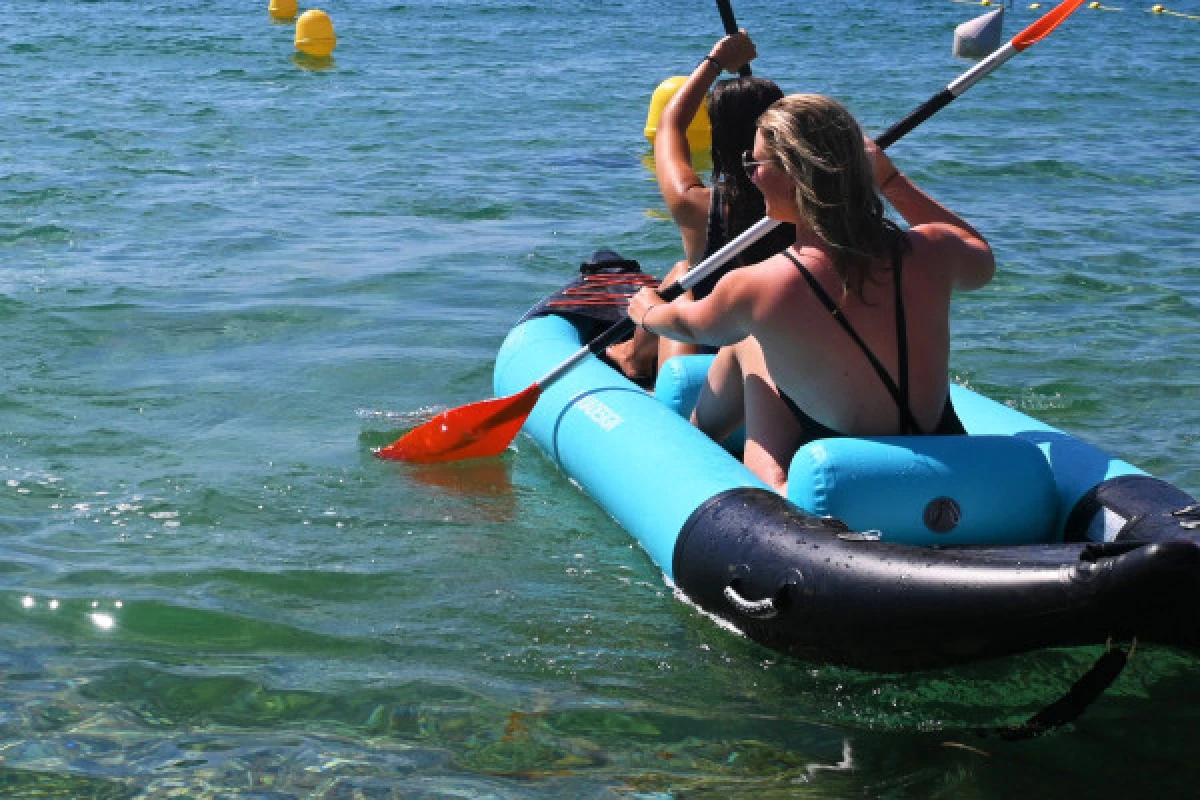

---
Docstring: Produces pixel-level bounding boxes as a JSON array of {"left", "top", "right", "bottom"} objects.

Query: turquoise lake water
[{"left": 2, "top": 0, "right": 1198, "bottom": 796}]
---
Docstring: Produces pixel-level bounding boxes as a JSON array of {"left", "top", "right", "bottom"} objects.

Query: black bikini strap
[
  {"left": 783, "top": 248, "right": 923, "bottom": 434},
  {"left": 701, "top": 183, "right": 726, "bottom": 261},
  {"left": 892, "top": 242, "right": 913, "bottom": 432}
]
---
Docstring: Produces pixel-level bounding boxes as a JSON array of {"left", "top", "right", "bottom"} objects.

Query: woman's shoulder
[
  {"left": 903, "top": 224, "right": 966, "bottom": 268},
  {"left": 731, "top": 250, "right": 821, "bottom": 310},
  {"left": 705, "top": 249, "right": 790, "bottom": 293},
  {"left": 745, "top": 248, "right": 804, "bottom": 277},
  {"left": 905, "top": 222, "right": 995, "bottom": 291},
  {"left": 906, "top": 219, "right": 989, "bottom": 256}
]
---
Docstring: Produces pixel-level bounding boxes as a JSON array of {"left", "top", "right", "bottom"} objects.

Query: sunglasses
[{"left": 741, "top": 150, "right": 774, "bottom": 177}]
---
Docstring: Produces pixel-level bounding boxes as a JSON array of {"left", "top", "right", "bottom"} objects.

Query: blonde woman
[{"left": 629, "top": 94, "right": 994, "bottom": 493}]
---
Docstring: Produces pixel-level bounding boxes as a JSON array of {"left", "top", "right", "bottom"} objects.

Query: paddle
[
  {"left": 715, "top": 0, "right": 753, "bottom": 77},
  {"left": 377, "top": 0, "right": 1087, "bottom": 464},
  {"left": 878, "top": 0, "right": 1086, "bottom": 148},
  {"left": 375, "top": 219, "right": 779, "bottom": 463}
]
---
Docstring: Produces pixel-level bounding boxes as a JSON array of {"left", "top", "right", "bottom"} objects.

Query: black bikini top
[{"left": 782, "top": 245, "right": 925, "bottom": 435}]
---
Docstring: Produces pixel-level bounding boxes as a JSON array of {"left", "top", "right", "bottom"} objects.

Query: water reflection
[
  {"left": 639, "top": 147, "right": 712, "bottom": 177},
  {"left": 362, "top": 415, "right": 521, "bottom": 523},
  {"left": 289, "top": 53, "right": 336, "bottom": 71},
  {"left": 406, "top": 456, "right": 518, "bottom": 524}
]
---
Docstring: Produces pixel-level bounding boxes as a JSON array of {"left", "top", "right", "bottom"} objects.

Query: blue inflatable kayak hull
[{"left": 493, "top": 263, "right": 1200, "bottom": 671}]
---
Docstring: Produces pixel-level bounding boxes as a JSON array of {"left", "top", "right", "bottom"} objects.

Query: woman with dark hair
[
  {"left": 628, "top": 94, "right": 995, "bottom": 493},
  {"left": 606, "top": 31, "right": 795, "bottom": 385}
]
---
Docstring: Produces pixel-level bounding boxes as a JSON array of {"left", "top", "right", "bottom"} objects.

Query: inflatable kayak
[{"left": 493, "top": 252, "right": 1200, "bottom": 673}]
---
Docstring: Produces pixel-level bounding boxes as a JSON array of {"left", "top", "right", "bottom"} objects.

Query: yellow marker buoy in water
[
  {"left": 1152, "top": 4, "right": 1164, "bottom": 12},
  {"left": 268, "top": 0, "right": 297, "bottom": 20},
  {"left": 644, "top": 76, "right": 712, "bottom": 153},
  {"left": 295, "top": 9, "right": 337, "bottom": 57}
]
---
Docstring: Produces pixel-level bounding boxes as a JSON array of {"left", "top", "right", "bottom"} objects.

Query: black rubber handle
[{"left": 715, "top": 0, "right": 752, "bottom": 77}]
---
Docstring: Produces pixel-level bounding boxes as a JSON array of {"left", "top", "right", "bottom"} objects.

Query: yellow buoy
[
  {"left": 1029, "top": 3, "right": 1041, "bottom": 8},
  {"left": 268, "top": 0, "right": 297, "bottom": 20},
  {"left": 1152, "top": 4, "right": 1164, "bottom": 12},
  {"left": 1088, "top": 1, "right": 1100, "bottom": 8},
  {"left": 644, "top": 76, "right": 712, "bottom": 153},
  {"left": 295, "top": 9, "right": 337, "bottom": 57}
]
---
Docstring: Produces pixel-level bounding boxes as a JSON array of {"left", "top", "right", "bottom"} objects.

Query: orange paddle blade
[
  {"left": 375, "top": 385, "right": 542, "bottom": 463},
  {"left": 1012, "top": 0, "right": 1086, "bottom": 51}
]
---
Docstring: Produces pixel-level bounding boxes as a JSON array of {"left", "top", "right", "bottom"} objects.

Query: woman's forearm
[
  {"left": 660, "top": 59, "right": 720, "bottom": 136},
  {"left": 636, "top": 293, "right": 749, "bottom": 349},
  {"left": 661, "top": 32, "right": 754, "bottom": 134}
]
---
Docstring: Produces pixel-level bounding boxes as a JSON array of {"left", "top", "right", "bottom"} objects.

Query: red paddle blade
[
  {"left": 375, "top": 385, "right": 542, "bottom": 463},
  {"left": 1012, "top": 0, "right": 1086, "bottom": 51}
]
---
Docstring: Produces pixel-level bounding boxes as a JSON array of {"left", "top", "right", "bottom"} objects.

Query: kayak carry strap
[
  {"left": 547, "top": 272, "right": 660, "bottom": 308},
  {"left": 516, "top": 250, "right": 652, "bottom": 331},
  {"left": 994, "top": 639, "right": 1133, "bottom": 741}
]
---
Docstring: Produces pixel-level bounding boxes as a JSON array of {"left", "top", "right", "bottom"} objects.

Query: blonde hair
[{"left": 756, "top": 94, "right": 905, "bottom": 297}]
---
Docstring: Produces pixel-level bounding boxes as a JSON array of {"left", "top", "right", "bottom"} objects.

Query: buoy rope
[
  {"left": 1152, "top": 4, "right": 1200, "bottom": 19},
  {"left": 954, "top": 0, "right": 1198, "bottom": 18}
]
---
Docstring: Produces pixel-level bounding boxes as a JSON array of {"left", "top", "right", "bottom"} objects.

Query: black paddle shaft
[
  {"left": 716, "top": 0, "right": 752, "bottom": 76},
  {"left": 875, "top": 89, "right": 956, "bottom": 150}
]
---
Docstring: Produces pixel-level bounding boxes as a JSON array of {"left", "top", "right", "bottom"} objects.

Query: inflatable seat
[
  {"left": 654, "top": 353, "right": 746, "bottom": 454},
  {"left": 789, "top": 435, "right": 1058, "bottom": 545},
  {"left": 655, "top": 355, "right": 1060, "bottom": 545}
]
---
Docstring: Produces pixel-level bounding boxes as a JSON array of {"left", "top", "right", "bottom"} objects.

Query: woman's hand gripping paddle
[
  {"left": 377, "top": 0, "right": 1087, "bottom": 464},
  {"left": 715, "top": 0, "right": 753, "bottom": 77}
]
